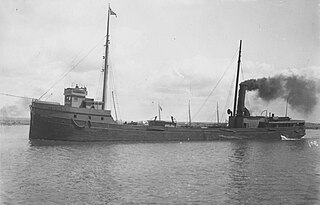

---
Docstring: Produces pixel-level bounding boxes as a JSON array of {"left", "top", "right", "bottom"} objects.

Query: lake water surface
[{"left": 1, "top": 125, "right": 320, "bottom": 204}]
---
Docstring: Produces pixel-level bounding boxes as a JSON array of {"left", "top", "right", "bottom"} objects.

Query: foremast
[{"left": 102, "top": 4, "right": 116, "bottom": 110}]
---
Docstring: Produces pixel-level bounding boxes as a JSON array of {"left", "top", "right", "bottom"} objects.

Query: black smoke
[{"left": 241, "top": 75, "right": 318, "bottom": 114}]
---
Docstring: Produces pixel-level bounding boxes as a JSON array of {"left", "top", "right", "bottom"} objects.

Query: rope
[
  {"left": 38, "top": 36, "right": 106, "bottom": 100},
  {"left": 95, "top": 69, "right": 104, "bottom": 100},
  {"left": 192, "top": 48, "right": 238, "bottom": 121},
  {"left": 221, "top": 70, "right": 236, "bottom": 122},
  {"left": 108, "top": 62, "right": 122, "bottom": 121},
  {"left": 114, "top": 90, "right": 122, "bottom": 121},
  {"left": 109, "top": 25, "right": 122, "bottom": 121},
  {"left": 0, "top": 92, "right": 34, "bottom": 100},
  {"left": 240, "top": 63, "right": 251, "bottom": 111}
]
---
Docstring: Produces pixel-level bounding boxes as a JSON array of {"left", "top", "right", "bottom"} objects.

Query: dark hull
[{"left": 29, "top": 101, "right": 305, "bottom": 142}]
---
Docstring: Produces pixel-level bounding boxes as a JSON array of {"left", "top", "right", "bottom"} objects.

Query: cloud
[
  {"left": 1, "top": 0, "right": 319, "bottom": 124},
  {"left": 238, "top": 0, "right": 257, "bottom": 1},
  {"left": 0, "top": 98, "right": 31, "bottom": 118},
  {"left": 145, "top": 57, "right": 320, "bottom": 122},
  {"left": 153, "top": 0, "right": 206, "bottom": 6},
  {"left": 112, "top": 26, "right": 146, "bottom": 60},
  {"left": 150, "top": 55, "right": 236, "bottom": 97}
]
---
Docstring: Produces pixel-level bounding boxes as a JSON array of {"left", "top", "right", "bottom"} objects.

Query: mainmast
[
  {"left": 158, "top": 103, "right": 162, "bottom": 121},
  {"left": 188, "top": 100, "right": 192, "bottom": 126},
  {"left": 216, "top": 102, "right": 219, "bottom": 124},
  {"left": 102, "top": 5, "right": 116, "bottom": 110},
  {"left": 232, "top": 40, "right": 242, "bottom": 116}
]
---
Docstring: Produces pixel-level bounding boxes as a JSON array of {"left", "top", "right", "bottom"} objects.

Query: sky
[{"left": 0, "top": 0, "right": 319, "bottom": 123}]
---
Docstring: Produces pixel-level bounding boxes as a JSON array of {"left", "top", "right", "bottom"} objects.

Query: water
[{"left": 1, "top": 126, "right": 320, "bottom": 204}]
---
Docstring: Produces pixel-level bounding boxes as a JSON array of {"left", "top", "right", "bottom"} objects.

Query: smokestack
[{"left": 237, "top": 84, "right": 247, "bottom": 116}]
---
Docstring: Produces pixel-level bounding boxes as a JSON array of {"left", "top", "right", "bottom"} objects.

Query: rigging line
[
  {"left": 58, "top": 17, "right": 108, "bottom": 79},
  {"left": 221, "top": 70, "right": 236, "bottom": 122},
  {"left": 192, "top": 49, "right": 239, "bottom": 121},
  {"left": 240, "top": 63, "right": 251, "bottom": 110},
  {"left": 114, "top": 91, "right": 121, "bottom": 121},
  {"left": 39, "top": 36, "right": 106, "bottom": 100},
  {"left": 97, "top": 56, "right": 106, "bottom": 100},
  {"left": 44, "top": 93, "right": 53, "bottom": 101},
  {"left": 95, "top": 70, "right": 103, "bottom": 100},
  {"left": 108, "top": 65, "right": 114, "bottom": 114},
  {"left": 60, "top": 51, "right": 85, "bottom": 77},
  {"left": 112, "top": 70, "right": 121, "bottom": 121},
  {"left": 25, "top": 19, "right": 105, "bottom": 90},
  {"left": 109, "top": 64, "right": 122, "bottom": 121},
  {"left": 96, "top": 44, "right": 107, "bottom": 100},
  {"left": 0, "top": 92, "right": 34, "bottom": 100}
]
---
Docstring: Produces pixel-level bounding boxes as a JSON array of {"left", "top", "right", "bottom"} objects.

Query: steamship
[{"left": 29, "top": 6, "right": 305, "bottom": 141}]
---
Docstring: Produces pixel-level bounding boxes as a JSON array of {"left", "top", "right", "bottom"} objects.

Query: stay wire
[
  {"left": 240, "top": 63, "right": 251, "bottom": 111},
  {"left": 221, "top": 70, "right": 236, "bottom": 122},
  {"left": 0, "top": 92, "right": 34, "bottom": 100},
  {"left": 95, "top": 68, "right": 104, "bottom": 100},
  {"left": 192, "top": 48, "right": 239, "bottom": 121},
  {"left": 109, "top": 63, "right": 122, "bottom": 121},
  {"left": 39, "top": 36, "right": 106, "bottom": 100}
]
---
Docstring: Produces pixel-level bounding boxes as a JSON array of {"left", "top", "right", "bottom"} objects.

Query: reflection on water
[
  {"left": 1, "top": 126, "right": 320, "bottom": 204},
  {"left": 226, "top": 141, "right": 251, "bottom": 204},
  {"left": 226, "top": 138, "right": 320, "bottom": 204}
]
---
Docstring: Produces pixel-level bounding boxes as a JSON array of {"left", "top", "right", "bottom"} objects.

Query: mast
[
  {"left": 233, "top": 40, "right": 242, "bottom": 116},
  {"left": 188, "top": 100, "right": 192, "bottom": 126},
  {"left": 285, "top": 96, "right": 289, "bottom": 117},
  {"left": 102, "top": 4, "right": 116, "bottom": 110},
  {"left": 217, "top": 102, "right": 219, "bottom": 124},
  {"left": 158, "top": 103, "right": 161, "bottom": 121}
]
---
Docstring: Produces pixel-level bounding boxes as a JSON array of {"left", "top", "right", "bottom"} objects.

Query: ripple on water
[{"left": 1, "top": 126, "right": 320, "bottom": 204}]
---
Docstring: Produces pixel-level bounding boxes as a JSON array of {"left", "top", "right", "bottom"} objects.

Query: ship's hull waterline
[{"left": 29, "top": 102, "right": 305, "bottom": 142}]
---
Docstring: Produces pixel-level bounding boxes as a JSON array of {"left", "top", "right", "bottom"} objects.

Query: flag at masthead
[{"left": 109, "top": 6, "right": 117, "bottom": 17}]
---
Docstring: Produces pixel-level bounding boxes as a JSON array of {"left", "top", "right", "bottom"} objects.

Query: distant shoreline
[
  {"left": 0, "top": 119, "right": 30, "bottom": 126},
  {"left": 305, "top": 123, "right": 320, "bottom": 130}
]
